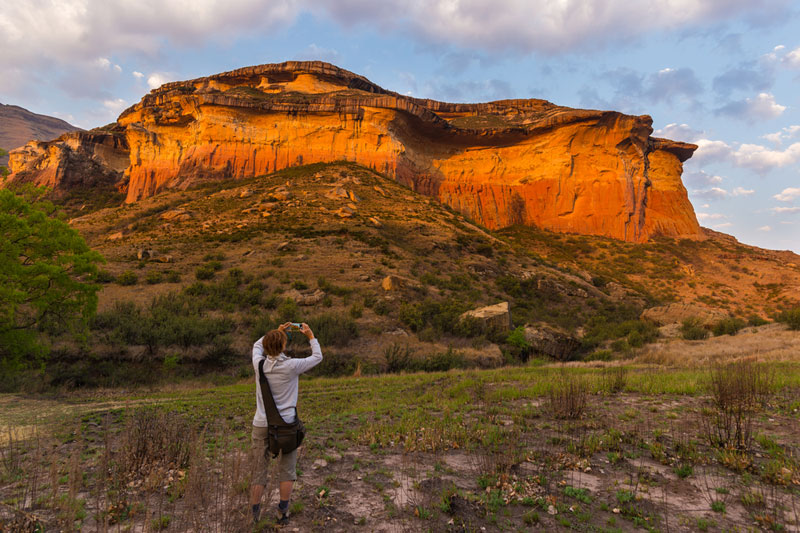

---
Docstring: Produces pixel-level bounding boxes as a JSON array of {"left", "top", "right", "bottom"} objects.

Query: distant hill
[{"left": 0, "top": 103, "right": 80, "bottom": 166}]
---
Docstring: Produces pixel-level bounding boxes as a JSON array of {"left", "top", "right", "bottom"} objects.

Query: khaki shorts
[{"left": 251, "top": 425, "right": 298, "bottom": 485}]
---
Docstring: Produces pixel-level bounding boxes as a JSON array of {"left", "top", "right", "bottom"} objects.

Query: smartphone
[{"left": 290, "top": 322, "right": 302, "bottom": 329}]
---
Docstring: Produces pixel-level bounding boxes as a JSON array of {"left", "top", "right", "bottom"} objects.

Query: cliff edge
[{"left": 6, "top": 61, "right": 700, "bottom": 242}]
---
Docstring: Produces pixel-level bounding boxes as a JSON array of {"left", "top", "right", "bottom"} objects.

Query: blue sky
[{"left": 2, "top": 0, "right": 799, "bottom": 252}]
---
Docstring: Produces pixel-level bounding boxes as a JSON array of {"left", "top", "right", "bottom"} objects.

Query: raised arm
[
  {"left": 289, "top": 323, "right": 323, "bottom": 375},
  {"left": 252, "top": 337, "right": 264, "bottom": 370}
]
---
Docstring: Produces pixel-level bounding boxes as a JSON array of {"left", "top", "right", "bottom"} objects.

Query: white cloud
[
  {"left": 684, "top": 170, "right": 724, "bottom": 187},
  {"left": 653, "top": 123, "right": 703, "bottom": 142},
  {"left": 692, "top": 187, "right": 728, "bottom": 200},
  {"left": 774, "top": 187, "right": 800, "bottom": 202},
  {"left": 692, "top": 139, "right": 733, "bottom": 164},
  {"left": 713, "top": 222, "right": 733, "bottom": 229},
  {"left": 147, "top": 72, "right": 175, "bottom": 90},
  {"left": 690, "top": 136, "right": 800, "bottom": 174},
  {"left": 771, "top": 206, "right": 800, "bottom": 214},
  {"left": 732, "top": 187, "right": 755, "bottom": 196},
  {"left": 0, "top": 0, "right": 790, "bottom": 73},
  {"left": 0, "top": 1, "right": 299, "bottom": 71},
  {"left": 294, "top": 43, "right": 340, "bottom": 63},
  {"left": 696, "top": 212, "right": 727, "bottom": 221},
  {"left": 133, "top": 71, "right": 144, "bottom": 79},
  {"left": 102, "top": 98, "right": 128, "bottom": 113},
  {"left": 759, "top": 225, "right": 772, "bottom": 231},
  {"left": 762, "top": 125, "right": 800, "bottom": 145},
  {"left": 784, "top": 46, "right": 800, "bottom": 68},
  {"left": 716, "top": 92, "right": 786, "bottom": 121},
  {"left": 732, "top": 142, "right": 800, "bottom": 173},
  {"left": 311, "top": 0, "right": 791, "bottom": 54}
]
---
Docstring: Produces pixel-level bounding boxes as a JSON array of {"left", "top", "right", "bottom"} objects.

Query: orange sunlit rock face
[{"left": 6, "top": 61, "right": 700, "bottom": 242}]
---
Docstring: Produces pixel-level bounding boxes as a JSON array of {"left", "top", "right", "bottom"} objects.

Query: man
[{"left": 250, "top": 322, "right": 322, "bottom": 524}]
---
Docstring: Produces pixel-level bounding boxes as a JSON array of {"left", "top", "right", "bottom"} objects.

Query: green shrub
[
  {"left": 277, "top": 298, "right": 301, "bottom": 323},
  {"left": 414, "top": 348, "right": 468, "bottom": 372},
  {"left": 777, "top": 307, "right": 800, "bottom": 330},
  {"left": 681, "top": 317, "right": 709, "bottom": 340},
  {"left": 94, "top": 269, "right": 116, "bottom": 283},
  {"left": 398, "top": 298, "right": 474, "bottom": 336},
  {"left": 746, "top": 314, "right": 768, "bottom": 327},
  {"left": 92, "top": 297, "right": 234, "bottom": 355},
  {"left": 309, "top": 351, "right": 357, "bottom": 376},
  {"left": 145, "top": 271, "right": 164, "bottom": 285},
  {"left": 203, "top": 252, "right": 225, "bottom": 261},
  {"left": 117, "top": 271, "right": 138, "bottom": 286},
  {"left": 349, "top": 302, "right": 363, "bottom": 319},
  {"left": 712, "top": 317, "right": 746, "bottom": 336},
  {"left": 373, "top": 299, "right": 391, "bottom": 316},
  {"left": 384, "top": 344, "right": 415, "bottom": 373},
  {"left": 195, "top": 265, "right": 215, "bottom": 280},
  {"left": 307, "top": 313, "right": 358, "bottom": 347},
  {"left": 317, "top": 276, "right": 353, "bottom": 296},
  {"left": 165, "top": 270, "right": 181, "bottom": 283}
]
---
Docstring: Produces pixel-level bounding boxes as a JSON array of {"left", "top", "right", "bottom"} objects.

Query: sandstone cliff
[
  {"left": 6, "top": 61, "right": 700, "bottom": 242},
  {"left": 0, "top": 103, "right": 80, "bottom": 168}
]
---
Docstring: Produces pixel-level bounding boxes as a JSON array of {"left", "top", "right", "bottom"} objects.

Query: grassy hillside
[{"left": 28, "top": 162, "right": 657, "bottom": 389}]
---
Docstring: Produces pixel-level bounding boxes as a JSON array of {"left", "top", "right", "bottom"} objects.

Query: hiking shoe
[{"left": 277, "top": 512, "right": 289, "bottom": 525}]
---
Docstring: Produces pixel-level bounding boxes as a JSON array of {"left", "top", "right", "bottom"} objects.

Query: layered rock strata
[{"left": 6, "top": 61, "right": 700, "bottom": 242}]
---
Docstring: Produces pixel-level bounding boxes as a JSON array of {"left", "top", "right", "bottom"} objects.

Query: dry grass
[
  {"left": 546, "top": 371, "right": 589, "bottom": 419},
  {"left": 701, "top": 360, "right": 774, "bottom": 450},
  {"left": 633, "top": 323, "right": 800, "bottom": 367}
]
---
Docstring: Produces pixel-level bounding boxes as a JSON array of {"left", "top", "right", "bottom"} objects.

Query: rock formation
[
  {"left": 5, "top": 61, "right": 701, "bottom": 242},
  {"left": 0, "top": 103, "right": 80, "bottom": 168},
  {"left": 6, "top": 128, "right": 128, "bottom": 195}
]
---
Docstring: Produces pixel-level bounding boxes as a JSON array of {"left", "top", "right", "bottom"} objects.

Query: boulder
[
  {"left": 641, "top": 303, "right": 728, "bottom": 326},
  {"left": 106, "top": 231, "right": 124, "bottom": 241},
  {"left": 137, "top": 248, "right": 156, "bottom": 260},
  {"left": 283, "top": 288, "right": 326, "bottom": 306},
  {"left": 268, "top": 187, "right": 292, "bottom": 201},
  {"left": 460, "top": 302, "right": 512, "bottom": 332},
  {"left": 325, "top": 186, "right": 349, "bottom": 200},
  {"left": 381, "top": 275, "right": 403, "bottom": 291},
  {"left": 523, "top": 323, "right": 581, "bottom": 360}
]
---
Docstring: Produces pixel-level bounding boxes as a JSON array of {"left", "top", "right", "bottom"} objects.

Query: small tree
[{"left": 0, "top": 187, "right": 103, "bottom": 383}]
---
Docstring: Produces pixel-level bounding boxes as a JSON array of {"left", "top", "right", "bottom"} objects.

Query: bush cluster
[
  {"left": 381, "top": 344, "right": 469, "bottom": 374},
  {"left": 777, "top": 307, "right": 800, "bottom": 330},
  {"left": 680, "top": 317, "right": 709, "bottom": 340},
  {"left": 92, "top": 297, "right": 234, "bottom": 363},
  {"left": 398, "top": 298, "right": 482, "bottom": 339},
  {"left": 711, "top": 317, "right": 746, "bottom": 336}
]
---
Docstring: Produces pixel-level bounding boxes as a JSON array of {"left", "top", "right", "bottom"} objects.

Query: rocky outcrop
[
  {"left": 5, "top": 61, "right": 701, "bottom": 242},
  {"left": 523, "top": 323, "right": 581, "bottom": 360},
  {"left": 6, "top": 129, "right": 128, "bottom": 195},
  {"left": 0, "top": 103, "right": 80, "bottom": 168},
  {"left": 461, "top": 302, "right": 512, "bottom": 331},
  {"left": 641, "top": 303, "right": 728, "bottom": 326}
]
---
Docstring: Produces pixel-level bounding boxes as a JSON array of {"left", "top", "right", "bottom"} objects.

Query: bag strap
[{"left": 258, "top": 358, "right": 293, "bottom": 427}]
